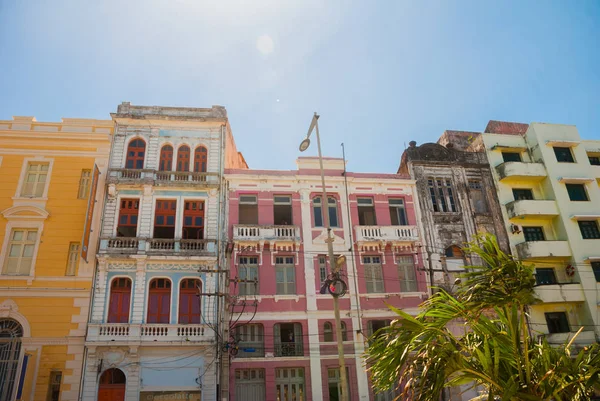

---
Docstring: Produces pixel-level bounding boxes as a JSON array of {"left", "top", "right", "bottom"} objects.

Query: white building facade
[
  {"left": 82, "top": 103, "right": 246, "bottom": 401},
  {"left": 478, "top": 122, "right": 600, "bottom": 346}
]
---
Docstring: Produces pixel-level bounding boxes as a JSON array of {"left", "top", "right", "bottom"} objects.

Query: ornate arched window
[
  {"left": 176, "top": 145, "right": 190, "bottom": 172},
  {"left": 194, "top": 146, "right": 208, "bottom": 173},
  {"left": 0, "top": 319, "right": 24, "bottom": 400},
  {"left": 125, "top": 139, "right": 145, "bottom": 169},
  {"left": 159, "top": 145, "right": 173, "bottom": 171},
  {"left": 107, "top": 278, "right": 132, "bottom": 323},
  {"left": 179, "top": 279, "right": 201, "bottom": 324},
  {"left": 147, "top": 279, "right": 171, "bottom": 323}
]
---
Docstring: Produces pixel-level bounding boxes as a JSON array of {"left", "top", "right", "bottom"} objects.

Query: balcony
[
  {"left": 107, "top": 168, "right": 219, "bottom": 187},
  {"left": 496, "top": 162, "right": 547, "bottom": 182},
  {"left": 541, "top": 329, "right": 596, "bottom": 346},
  {"left": 87, "top": 323, "right": 213, "bottom": 343},
  {"left": 233, "top": 225, "right": 301, "bottom": 247},
  {"left": 516, "top": 240, "right": 571, "bottom": 260},
  {"left": 274, "top": 342, "right": 303, "bottom": 357},
  {"left": 99, "top": 237, "right": 216, "bottom": 257},
  {"left": 506, "top": 200, "right": 559, "bottom": 220},
  {"left": 355, "top": 225, "right": 419, "bottom": 246},
  {"left": 534, "top": 282, "right": 585, "bottom": 303}
]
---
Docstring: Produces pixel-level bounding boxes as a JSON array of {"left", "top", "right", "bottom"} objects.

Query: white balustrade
[
  {"left": 354, "top": 225, "right": 419, "bottom": 244},
  {"left": 88, "top": 324, "right": 210, "bottom": 343},
  {"left": 233, "top": 225, "right": 301, "bottom": 243}
]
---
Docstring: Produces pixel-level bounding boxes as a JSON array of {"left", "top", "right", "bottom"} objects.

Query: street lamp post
[{"left": 300, "top": 112, "right": 348, "bottom": 401}]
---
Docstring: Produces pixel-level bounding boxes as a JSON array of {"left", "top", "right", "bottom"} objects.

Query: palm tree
[{"left": 366, "top": 234, "right": 600, "bottom": 401}]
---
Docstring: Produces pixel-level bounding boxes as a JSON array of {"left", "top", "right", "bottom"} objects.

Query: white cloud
[{"left": 256, "top": 34, "right": 274, "bottom": 55}]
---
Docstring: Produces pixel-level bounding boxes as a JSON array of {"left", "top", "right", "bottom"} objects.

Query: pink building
[{"left": 225, "top": 157, "right": 427, "bottom": 401}]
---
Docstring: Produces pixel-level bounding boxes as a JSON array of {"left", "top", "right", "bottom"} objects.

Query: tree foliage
[{"left": 366, "top": 234, "right": 600, "bottom": 401}]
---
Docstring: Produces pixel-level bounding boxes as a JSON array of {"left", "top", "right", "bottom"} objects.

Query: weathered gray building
[{"left": 398, "top": 128, "right": 511, "bottom": 292}]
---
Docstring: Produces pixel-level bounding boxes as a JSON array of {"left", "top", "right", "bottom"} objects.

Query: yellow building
[
  {"left": 478, "top": 121, "right": 600, "bottom": 346},
  {"left": 0, "top": 116, "right": 112, "bottom": 401}
]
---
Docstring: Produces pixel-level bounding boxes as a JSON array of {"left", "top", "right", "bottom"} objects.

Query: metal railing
[{"left": 274, "top": 342, "right": 303, "bottom": 357}]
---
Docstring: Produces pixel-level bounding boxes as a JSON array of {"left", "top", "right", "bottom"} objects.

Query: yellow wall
[{"left": 0, "top": 117, "right": 111, "bottom": 401}]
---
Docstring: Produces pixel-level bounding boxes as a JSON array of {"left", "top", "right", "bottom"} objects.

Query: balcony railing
[
  {"left": 88, "top": 323, "right": 212, "bottom": 343},
  {"left": 107, "top": 168, "right": 219, "bottom": 186},
  {"left": 100, "top": 237, "right": 216, "bottom": 256},
  {"left": 515, "top": 240, "right": 571, "bottom": 260},
  {"left": 496, "top": 162, "right": 547, "bottom": 182},
  {"left": 534, "top": 282, "right": 585, "bottom": 303},
  {"left": 505, "top": 200, "right": 559, "bottom": 219},
  {"left": 274, "top": 342, "right": 303, "bottom": 357},
  {"left": 355, "top": 225, "right": 419, "bottom": 245},
  {"left": 233, "top": 225, "right": 301, "bottom": 244}
]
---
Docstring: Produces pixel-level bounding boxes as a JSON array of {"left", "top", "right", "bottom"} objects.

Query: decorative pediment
[{"left": 1, "top": 205, "right": 49, "bottom": 220}]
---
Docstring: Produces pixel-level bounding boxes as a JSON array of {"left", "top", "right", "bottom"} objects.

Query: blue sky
[{"left": 1, "top": 0, "right": 598, "bottom": 173}]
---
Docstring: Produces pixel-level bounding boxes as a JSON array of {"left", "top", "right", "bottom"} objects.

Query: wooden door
[{"left": 98, "top": 369, "right": 125, "bottom": 401}]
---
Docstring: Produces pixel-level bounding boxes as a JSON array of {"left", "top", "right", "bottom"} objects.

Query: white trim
[
  {"left": 558, "top": 177, "right": 594, "bottom": 184},
  {"left": 546, "top": 139, "right": 580, "bottom": 147},
  {"left": 13, "top": 156, "right": 54, "bottom": 200},
  {"left": 1, "top": 205, "right": 49, "bottom": 220},
  {"left": 0, "top": 220, "right": 45, "bottom": 279},
  {"left": 0, "top": 289, "right": 90, "bottom": 297},
  {"left": 0, "top": 300, "right": 31, "bottom": 337},
  {"left": 571, "top": 215, "right": 600, "bottom": 221}
]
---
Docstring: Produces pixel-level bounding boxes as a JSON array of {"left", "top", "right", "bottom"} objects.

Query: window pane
[
  {"left": 553, "top": 147, "right": 575, "bottom": 163},
  {"left": 523, "top": 227, "right": 545, "bottom": 242},
  {"left": 328, "top": 204, "right": 338, "bottom": 227},
  {"left": 314, "top": 204, "right": 323, "bottom": 227},
  {"left": 502, "top": 152, "right": 522, "bottom": 162},
  {"left": 579, "top": 221, "right": 600, "bottom": 239},
  {"left": 566, "top": 184, "right": 588, "bottom": 201},
  {"left": 513, "top": 188, "right": 534, "bottom": 201},
  {"left": 535, "top": 268, "right": 557, "bottom": 285},
  {"left": 592, "top": 262, "right": 600, "bottom": 282}
]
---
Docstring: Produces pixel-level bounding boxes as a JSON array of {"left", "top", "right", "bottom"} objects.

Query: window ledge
[
  {"left": 238, "top": 295, "right": 306, "bottom": 303},
  {"left": 362, "top": 292, "right": 426, "bottom": 300},
  {"left": 0, "top": 275, "right": 34, "bottom": 284}
]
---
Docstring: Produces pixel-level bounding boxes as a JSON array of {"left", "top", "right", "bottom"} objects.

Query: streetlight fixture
[{"left": 299, "top": 112, "right": 349, "bottom": 401}]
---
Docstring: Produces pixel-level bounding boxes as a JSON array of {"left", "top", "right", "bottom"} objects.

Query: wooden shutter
[
  {"left": 177, "top": 145, "right": 190, "bottom": 171},
  {"left": 194, "top": 146, "right": 208, "bottom": 172},
  {"left": 147, "top": 279, "right": 171, "bottom": 323},
  {"left": 125, "top": 139, "right": 145, "bottom": 169},
  {"left": 107, "top": 278, "right": 131, "bottom": 323},
  {"left": 178, "top": 279, "right": 200, "bottom": 324},
  {"left": 159, "top": 145, "right": 173, "bottom": 171}
]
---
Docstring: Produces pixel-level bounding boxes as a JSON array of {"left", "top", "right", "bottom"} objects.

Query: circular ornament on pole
[{"left": 327, "top": 278, "right": 348, "bottom": 298}]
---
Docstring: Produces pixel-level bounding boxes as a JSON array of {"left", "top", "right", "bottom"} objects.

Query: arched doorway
[
  {"left": 0, "top": 318, "right": 24, "bottom": 401},
  {"left": 98, "top": 368, "right": 126, "bottom": 401}
]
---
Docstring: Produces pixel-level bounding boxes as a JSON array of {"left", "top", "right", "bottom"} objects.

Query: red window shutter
[
  {"left": 125, "top": 139, "right": 146, "bottom": 169},
  {"left": 194, "top": 146, "right": 208, "bottom": 173},
  {"left": 177, "top": 146, "right": 191, "bottom": 172},
  {"left": 183, "top": 201, "right": 205, "bottom": 239},
  {"left": 147, "top": 279, "right": 171, "bottom": 323},
  {"left": 107, "top": 278, "right": 131, "bottom": 323},
  {"left": 159, "top": 145, "right": 173, "bottom": 171},
  {"left": 179, "top": 279, "right": 200, "bottom": 324}
]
